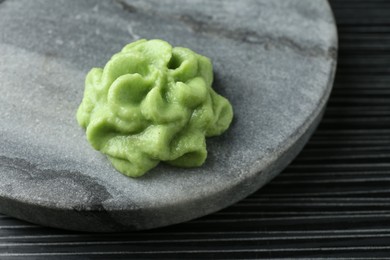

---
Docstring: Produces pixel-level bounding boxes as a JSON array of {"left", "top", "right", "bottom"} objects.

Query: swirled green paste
[{"left": 77, "top": 39, "right": 233, "bottom": 177}]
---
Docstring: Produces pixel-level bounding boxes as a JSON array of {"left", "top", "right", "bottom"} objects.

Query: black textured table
[{"left": 1, "top": 0, "right": 390, "bottom": 259}]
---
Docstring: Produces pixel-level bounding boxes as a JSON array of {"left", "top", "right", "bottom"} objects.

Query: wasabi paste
[{"left": 77, "top": 39, "right": 233, "bottom": 177}]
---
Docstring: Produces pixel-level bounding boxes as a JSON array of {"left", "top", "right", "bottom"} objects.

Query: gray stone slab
[{"left": 0, "top": 0, "right": 337, "bottom": 231}]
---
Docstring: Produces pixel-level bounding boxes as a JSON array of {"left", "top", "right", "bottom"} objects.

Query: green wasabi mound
[{"left": 77, "top": 39, "right": 233, "bottom": 177}]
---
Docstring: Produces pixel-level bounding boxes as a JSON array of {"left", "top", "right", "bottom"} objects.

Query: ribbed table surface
[{"left": 1, "top": 0, "right": 390, "bottom": 259}]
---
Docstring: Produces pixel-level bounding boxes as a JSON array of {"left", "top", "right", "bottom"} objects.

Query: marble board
[{"left": 0, "top": 0, "right": 337, "bottom": 231}]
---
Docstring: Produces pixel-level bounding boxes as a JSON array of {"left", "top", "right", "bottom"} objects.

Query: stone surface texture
[{"left": 0, "top": 0, "right": 337, "bottom": 231}]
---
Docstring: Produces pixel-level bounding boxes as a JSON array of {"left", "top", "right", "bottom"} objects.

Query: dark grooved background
[{"left": 1, "top": 0, "right": 390, "bottom": 259}]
